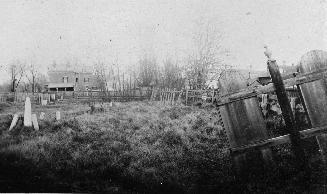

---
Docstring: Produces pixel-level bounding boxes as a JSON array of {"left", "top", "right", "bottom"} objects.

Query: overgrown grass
[
  {"left": 0, "top": 101, "right": 325, "bottom": 193},
  {"left": 0, "top": 101, "right": 234, "bottom": 193}
]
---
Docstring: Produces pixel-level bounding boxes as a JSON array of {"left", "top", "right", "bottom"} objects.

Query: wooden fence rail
[
  {"left": 231, "top": 125, "right": 327, "bottom": 154},
  {"left": 217, "top": 67, "right": 327, "bottom": 106}
]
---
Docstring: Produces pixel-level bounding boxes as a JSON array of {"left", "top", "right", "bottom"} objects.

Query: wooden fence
[
  {"left": 217, "top": 50, "right": 327, "bottom": 178},
  {"left": 2, "top": 51, "right": 325, "bottom": 181},
  {"left": 0, "top": 88, "right": 154, "bottom": 104},
  {"left": 149, "top": 88, "right": 217, "bottom": 105},
  {"left": 0, "top": 92, "right": 51, "bottom": 104},
  {"left": 0, "top": 87, "right": 219, "bottom": 106}
]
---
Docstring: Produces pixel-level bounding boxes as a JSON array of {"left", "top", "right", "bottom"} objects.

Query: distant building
[
  {"left": 205, "top": 67, "right": 267, "bottom": 90},
  {"left": 206, "top": 64, "right": 298, "bottom": 95},
  {"left": 248, "top": 64, "right": 298, "bottom": 87},
  {"left": 46, "top": 70, "right": 97, "bottom": 91}
]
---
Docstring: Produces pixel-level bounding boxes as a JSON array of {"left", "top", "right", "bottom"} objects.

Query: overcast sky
[{"left": 0, "top": 0, "right": 326, "bottom": 83}]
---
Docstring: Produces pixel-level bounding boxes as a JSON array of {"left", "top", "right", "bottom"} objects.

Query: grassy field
[
  {"left": 0, "top": 101, "right": 234, "bottom": 193},
  {"left": 0, "top": 101, "right": 325, "bottom": 193}
]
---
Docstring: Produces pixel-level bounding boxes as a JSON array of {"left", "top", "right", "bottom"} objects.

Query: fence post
[
  {"left": 267, "top": 59, "right": 308, "bottom": 172},
  {"left": 168, "top": 89, "right": 171, "bottom": 105},
  {"left": 159, "top": 90, "right": 162, "bottom": 104},
  {"left": 162, "top": 89, "right": 164, "bottom": 104},
  {"left": 172, "top": 88, "right": 176, "bottom": 105},
  {"left": 153, "top": 88, "right": 157, "bottom": 101},
  {"left": 139, "top": 88, "right": 142, "bottom": 101},
  {"left": 185, "top": 89, "right": 188, "bottom": 105},
  {"left": 177, "top": 90, "right": 182, "bottom": 105},
  {"left": 163, "top": 89, "right": 166, "bottom": 105},
  {"left": 166, "top": 89, "right": 168, "bottom": 105}
]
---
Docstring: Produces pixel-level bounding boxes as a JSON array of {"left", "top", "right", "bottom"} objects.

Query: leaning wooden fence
[{"left": 217, "top": 50, "right": 327, "bottom": 177}]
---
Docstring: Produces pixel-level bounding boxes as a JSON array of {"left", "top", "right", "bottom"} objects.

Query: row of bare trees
[
  {"left": 1, "top": 21, "right": 229, "bottom": 92},
  {"left": 135, "top": 56, "right": 184, "bottom": 89},
  {"left": 3, "top": 60, "right": 47, "bottom": 93},
  {"left": 91, "top": 56, "right": 186, "bottom": 91},
  {"left": 136, "top": 21, "right": 230, "bottom": 90}
]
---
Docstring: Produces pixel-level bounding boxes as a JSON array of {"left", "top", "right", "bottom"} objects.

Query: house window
[
  {"left": 63, "top": 76, "right": 68, "bottom": 83},
  {"left": 76, "top": 78, "right": 78, "bottom": 82}
]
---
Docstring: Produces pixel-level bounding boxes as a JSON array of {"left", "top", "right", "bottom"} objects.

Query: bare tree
[
  {"left": 185, "top": 21, "right": 229, "bottom": 89},
  {"left": 137, "top": 55, "right": 159, "bottom": 88},
  {"left": 26, "top": 63, "right": 39, "bottom": 93},
  {"left": 94, "top": 61, "right": 107, "bottom": 91},
  {"left": 35, "top": 73, "right": 47, "bottom": 92},
  {"left": 8, "top": 60, "right": 25, "bottom": 92},
  {"left": 161, "top": 58, "right": 185, "bottom": 89},
  {"left": 21, "top": 82, "right": 30, "bottom": 93}
]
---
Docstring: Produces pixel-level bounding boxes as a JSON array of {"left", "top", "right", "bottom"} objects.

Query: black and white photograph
[{"left": 0, "top": 0, "right": 326, "bottom": 193}]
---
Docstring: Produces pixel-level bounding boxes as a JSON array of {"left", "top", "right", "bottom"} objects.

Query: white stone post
[
  {"left": 56, "top": 111, "right": 61, "bottom": 121},
  {"left": 9, "top": 114, "right": 19, "bottom": 131},
  {"left": 32, "top": 114, "right": 39, "bottom": 131},
  {"left": 24, "top": 97, "right": 32, "bottom": 127}
]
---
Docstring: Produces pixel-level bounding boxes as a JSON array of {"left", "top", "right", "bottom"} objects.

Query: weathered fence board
[
  {"left": 298, "top": 50, "right": 327, "bottom": 161},
  {"left": 219, "top": 74, "right": 272, "bottom": 175},
  {"left": 220, "top": 98, "right": 269, "bottom": 147}
]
